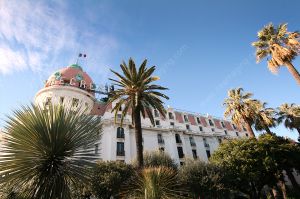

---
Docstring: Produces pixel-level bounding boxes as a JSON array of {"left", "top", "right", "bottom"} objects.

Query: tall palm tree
[
  {"left": 252, "top": 23, "right": 300, "bottom": 85},
  {"left": 224, "top": 88, "right": 261, "bottom": 138},
  {"left": 109, "top": 58, "right": 169, "bottom": 167},
  {"left": 278, "top": 103, "right": 300, "bottom": 141},
  {"left": 0, "top": 104, "right": 101, "bottom": 199},
  {"left": 254, "top": 103, "right": 277, "bottom": 134}
]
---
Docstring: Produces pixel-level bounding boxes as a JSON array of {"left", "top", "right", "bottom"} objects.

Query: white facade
[{"left": 97, "top": 102, "right": 249, "bottom": 165}]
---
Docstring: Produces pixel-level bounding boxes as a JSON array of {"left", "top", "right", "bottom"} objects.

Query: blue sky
[{"left": 0, "top": 0, "right": 299, "bottom": 140}]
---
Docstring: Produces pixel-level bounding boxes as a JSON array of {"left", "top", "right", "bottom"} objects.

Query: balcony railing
[{"left": 116, "top": 150, "right": 125, "bottom": 156}]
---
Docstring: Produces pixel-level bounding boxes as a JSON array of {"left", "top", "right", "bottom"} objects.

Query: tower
[{"left": 34, "top": 64, "right": 96, "bottom": 113}]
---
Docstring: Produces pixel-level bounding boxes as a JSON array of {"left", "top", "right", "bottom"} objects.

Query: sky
[{"left": 0, "top": 0, "right": 299, "bottom": 140}]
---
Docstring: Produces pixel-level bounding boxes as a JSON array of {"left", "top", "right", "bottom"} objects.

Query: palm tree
[
  {"left": 252, "top": 23, "right": 300, "bottom": 85},
  {"left": 109, "top": 58, "right": 169, "bottom": 167},
  {"left": 278, "top": 103, "right": 300, "bottom": 141},
  {"left": 224, "top": 88, "right": 261, "bottom": 138},
  {"left": 121, "top": 166, "right": 187, "bottom": 199},
  {"left": 254, "top": 103, "right": 277, "bottom": 134},
  {"left": 0, "top": 104, "right": 101, "bottom": 199}
]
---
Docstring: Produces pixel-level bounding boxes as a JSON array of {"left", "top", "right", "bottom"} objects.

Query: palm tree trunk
[
  {"left": 285, "top": 62, "right": 300, "bottom": 85},
  {"left": 133, "top": 104, "right": 144, "bottom": 168},
  {"left": 244, "top": 120, "right": 255, "bottom": 138},
  {"left": 278, "top": 179, "right": 287, "bottom": 199}
]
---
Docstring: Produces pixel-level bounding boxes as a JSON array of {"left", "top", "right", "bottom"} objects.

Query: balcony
[{"left": 116, "top": 150, "right": 125, "bottom": 156}]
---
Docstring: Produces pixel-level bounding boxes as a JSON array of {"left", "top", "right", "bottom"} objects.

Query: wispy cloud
[{"left": 0, "top": 0, "right": 118, "bottom": 78}]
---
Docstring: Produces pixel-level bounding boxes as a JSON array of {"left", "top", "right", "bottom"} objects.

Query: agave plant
[
  {"left": 109, "top": 58, "right": 169, "bottom": 167},
  {"left": 252, "top": 23, "right": 300, "bottom": 85},
  {"left": 121, "top": 166, "right": 187, "bottom": 199},
  {"left": 0, "top": 104, "right": 101, "bottom": 199}
]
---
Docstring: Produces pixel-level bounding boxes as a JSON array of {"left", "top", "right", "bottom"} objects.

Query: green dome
[{"left": 69, "top": 64, "right": 83, "bottom": 71}]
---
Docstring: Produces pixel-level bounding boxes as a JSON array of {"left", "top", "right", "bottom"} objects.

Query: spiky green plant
[
  {"left": 252, "top": 23, "right": 300, "bottom": 85},
  {"left": 224, "top": 88, "right": 261, "bottom": 138},
  {"left": 0, "top": 104, "right": 101, "bottom": 199},
  {"left": 121, "top": 166, "right": 186, "bottom": 199},
  {"left": 109, "top": 58, "right": 169, "bottom": 167}
]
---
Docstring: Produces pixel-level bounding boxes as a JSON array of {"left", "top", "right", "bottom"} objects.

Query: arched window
[{"left": 117, "top": 127, "right": 125, "bottom": 138}]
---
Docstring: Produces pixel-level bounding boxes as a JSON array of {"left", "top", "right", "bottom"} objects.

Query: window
[
  {"left": 211, "top": 128, "right": 215, "bottom": 132},
  {"left": 203, "top": 138, "right": 209, "bottom": 148},
  {"left": 199, "top": 126, "right": 203, "bottom": 132},
  {"left": 177, "top": 147, "right": 184, "bottom": 158},
  {"left": 85, "top": 102, "right": 89, "bottom": 109},
  {"left": 154, "top": 109, "right": 159, "bottom": 117},
  {"left": 221, "top": 121, "right": 225, "bottom": 128},
  {"left": 116, "top": 142, "right": 125, "bottom": 156},
  {"left": 243, "top": 126, "right": 247, "bottom": 131},
  {"left": 206, "top": 150, "right": 211, "bottom": 158},
  {"left": 236, "top": 132, "right": 239, "bottom": 137},
  {"left": 189, "top": 137, "right": 196, "bottom": 146},
  {"left": 60, "top": 97, "right": 64, "bottom": 104},
  {"left": 95, "top": 144, "right": 99, "bottom": 154},
  {"left": 168, "top": 112, "right": 174, "bottom": 119},
  {"left": 224, "top": 130, "right": 228, "bottom": 135},
  {"left": 119, "top": 106, "right": 122, "bottom": 111},
  {"left": 117, "top": 114, "right": 122, "bottom": 119},
  {"left": 157, "top": 134, "right": 164, "bottom": 144},
  {"left": 186, "top": 124, "right": 190, "bottom": 130},
  {"left": 196, "top": 117, "right": 201, "bottom": 124},
  {"left": 192, "top": 149, "right": 197, "bottom": 159},
  {"left": 175, "top": 134, "right": 182, "bottom": 144},
  {"left": 180, "top": 162, "right": 184, "bottom": 166},
  {"left": 155, "top": 120, "right": 160, "bottom": 126},
  {"left": 117, "top": 127, "right": 125, "bottom": 138},
  {"left": 72, "top": 98, "right": 79, "bottom": 107},
  {"left": 159, "top": 147, "right": 165, "bottom": 152},
  {"left": 246, "top": 133, "right": 249, "bottom": 137},
  {"left": 232, "top": 124, "right": 237, "bottom": 130},
  {"left": 170, "top": 122, "right": 175, "bottom": 126},
  {"left": 208, "top": 119, "right": 214, "bottom": 126},
  {"left": 184, "top": 115, "right": 189, "bottom": 123}
]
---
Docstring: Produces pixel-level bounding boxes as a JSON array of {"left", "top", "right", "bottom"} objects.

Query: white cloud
[{"left": 0, "top": 0, "right": 118, "bottom": 78}]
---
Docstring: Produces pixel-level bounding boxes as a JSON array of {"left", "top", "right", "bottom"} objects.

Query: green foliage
[
  {"left": 210, "top": 134, "right": 300, "bottom": 197},
  {"left": 109, "top": 58, "right": 169, "bottom": 126},
  {"left": 90, "top": 161, "right": 134, "bottom": 199},
  {"left": 121, "top": 166, "right": 187, "bottom": 199},
  {"left": 179, "top": 160, "right": 231, "bottom": 199},
  {"left": 133, "top": 151, "right": 177, "bottom": 169},
  {"left": 0, "top": 104, "right": 102, "bottom": 199}
]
